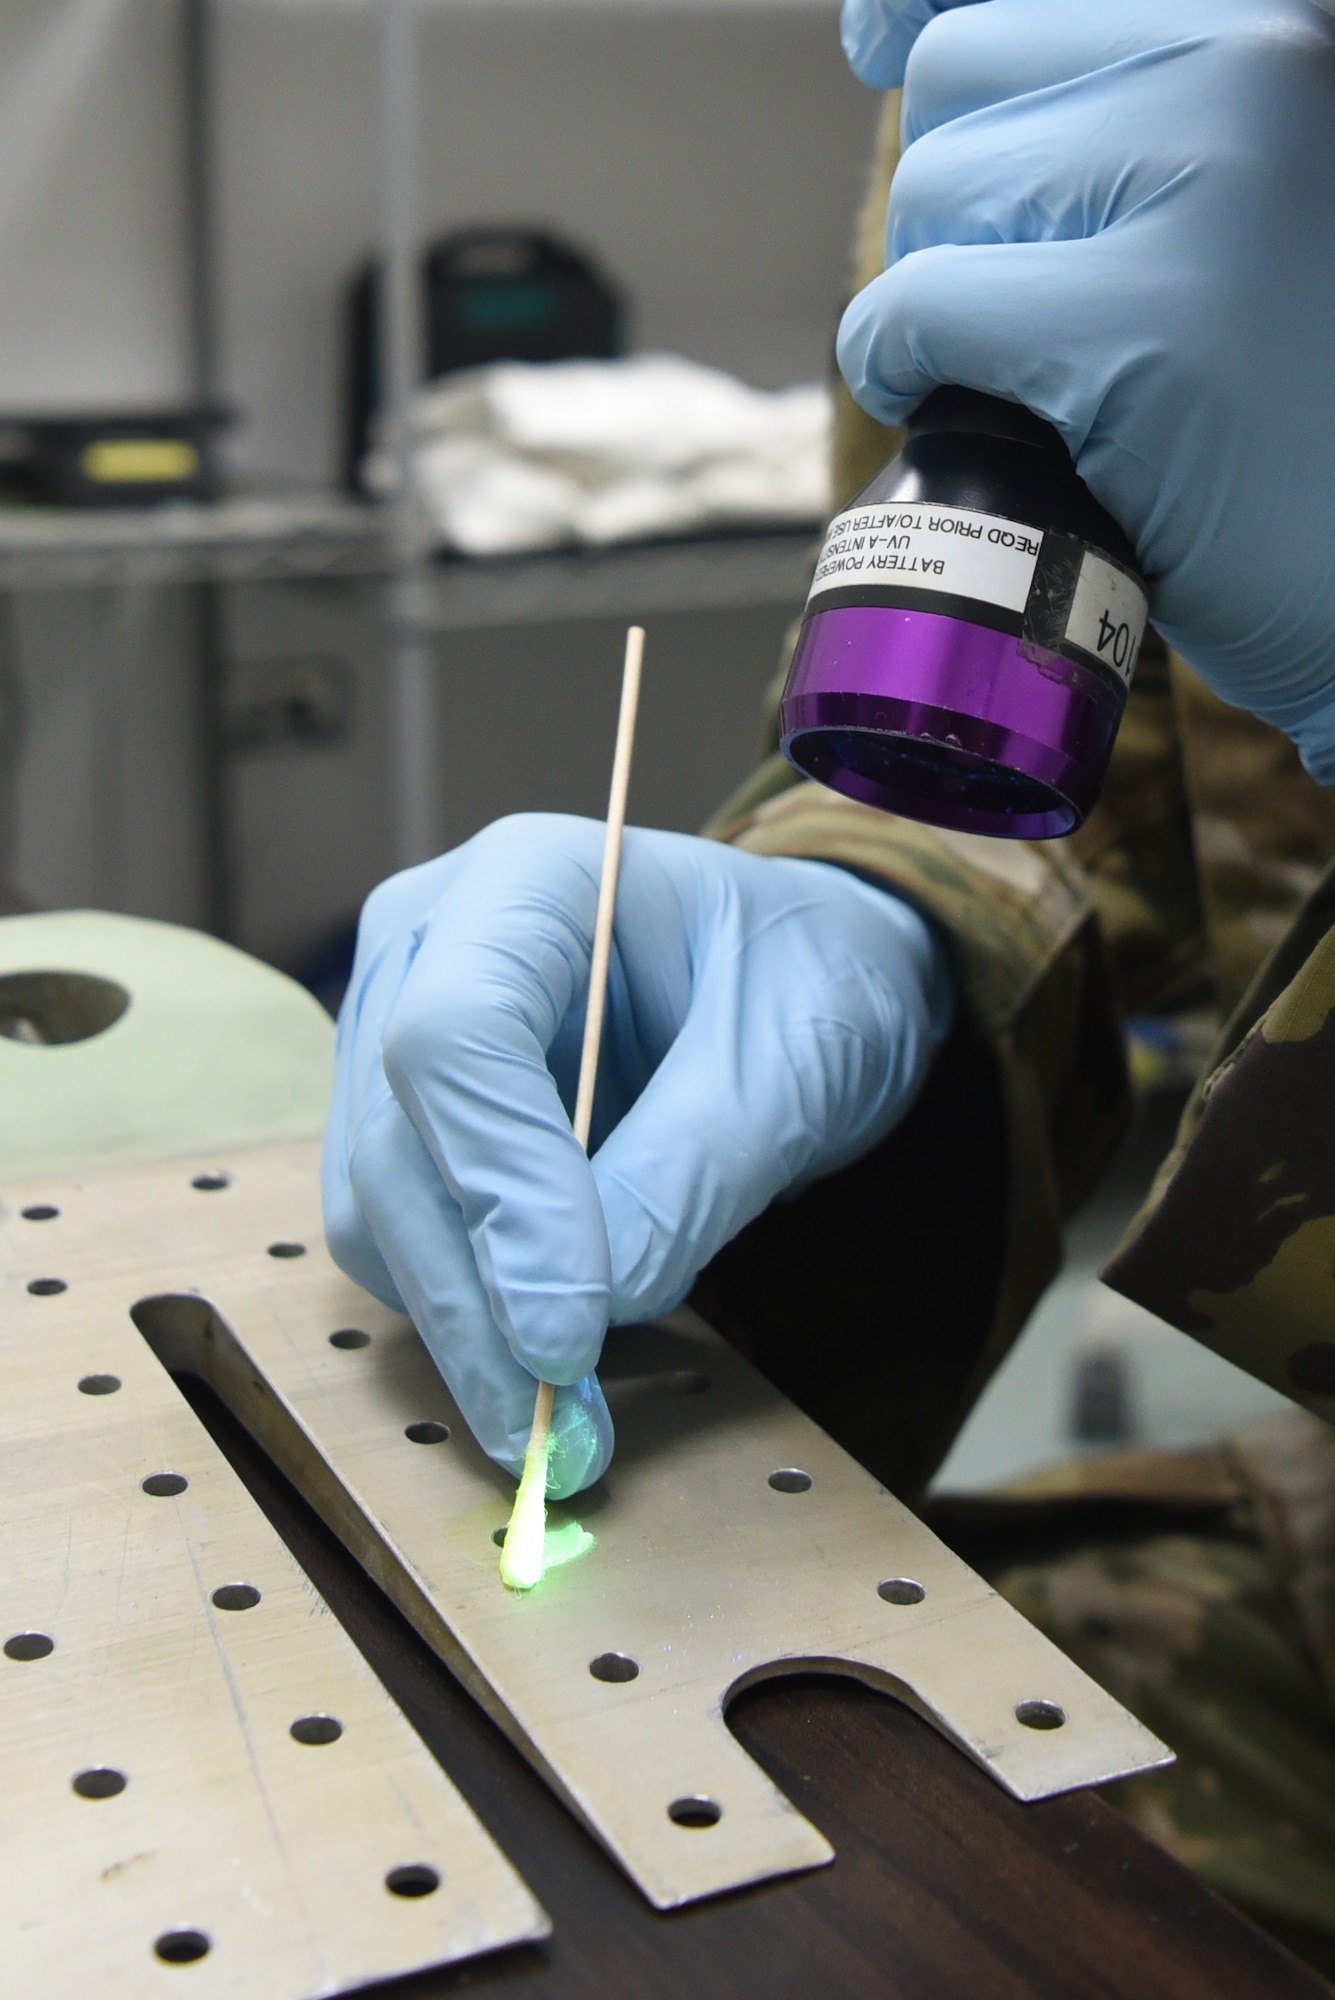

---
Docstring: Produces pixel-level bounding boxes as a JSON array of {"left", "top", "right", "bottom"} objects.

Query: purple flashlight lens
[{"left": 779, "top": 602, "right": 1126, "bottom": 840}]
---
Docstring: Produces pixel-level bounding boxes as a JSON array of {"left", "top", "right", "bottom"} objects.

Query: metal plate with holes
[
  {"left": 1, "top": 1140, "right": 1173, "bottom": 1914},
  {"left": 0, "top": 1185, "right": 547, "bottom": 1996}
]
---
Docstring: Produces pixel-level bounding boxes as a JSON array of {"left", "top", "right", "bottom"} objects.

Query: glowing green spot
[
  {"left": 500, "top": 1501, "right": 596, "bottom": 1590},
  {"left": 543, "top": 1519, "right": 596, "bottom": 1569}
]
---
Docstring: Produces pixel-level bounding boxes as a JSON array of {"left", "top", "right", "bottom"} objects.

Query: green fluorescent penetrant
[
  {"left": 499, "top": 1502, "right": 596, "bottom": 1591},
  {"left": 542, "top": 1518, "right": 597, "bottom": 1571}
]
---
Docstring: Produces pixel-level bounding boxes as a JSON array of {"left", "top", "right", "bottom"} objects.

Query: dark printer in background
[{"left": 344, "top": 226, "right": 626, "bottom": 492}]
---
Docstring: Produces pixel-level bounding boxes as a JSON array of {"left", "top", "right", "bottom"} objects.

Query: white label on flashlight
[
  {"left": 1063, "top": 550, "right": 1148, "bottom": 688},
  {"left": 806, "top": 500, "right": 1042, "bottom": 612}
]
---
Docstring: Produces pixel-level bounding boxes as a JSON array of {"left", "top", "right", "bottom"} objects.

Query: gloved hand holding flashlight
[
  {"left": 323, "top": 815, "right": 952, "bottom": 1494},
  {"left": 838, "top": 0, "right": 1335, "bottom": 781}
]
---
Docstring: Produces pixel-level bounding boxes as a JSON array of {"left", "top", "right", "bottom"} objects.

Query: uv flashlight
[{"left": 779, "top": 387, "right": 1149, "bottom": 838}]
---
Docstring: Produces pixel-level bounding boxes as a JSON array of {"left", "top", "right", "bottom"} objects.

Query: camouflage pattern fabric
[
  {"left": 940, "top": 1408, "right": 1335, "bottom": 1978},
  {"left": 696, "top": 89, "right": 1335, "bottom": 1976},
  {"left": 1105, "top": 863, "right": 1335, "bottom": 1432},
  {"left": 992, "top": 1502, "right": 1335, "bottom": 1975},
  {"left": 1170, "top": 666, "right": 1335, "bottom": 1019}
]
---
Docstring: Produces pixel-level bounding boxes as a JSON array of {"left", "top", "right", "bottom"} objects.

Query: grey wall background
[
  {"left": 0, "top": 0, "right": 191, "bottom": 407},
  {"left": 215, "top": 0, "right": 879, "bottom": 489},
  {"left": 0, "top": 0, "right": 880, "bottom": 484},
  {"left": 0, "top": 0, "right": 882, "bottom": 968}
]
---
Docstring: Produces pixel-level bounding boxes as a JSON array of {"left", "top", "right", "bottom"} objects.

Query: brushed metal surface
[
  {"left": 2, "top": 1139, "right": 1172, "bottom": 1914},
  {"left": 0, "top": 1163, "right": 547, "bottom": 1996}
]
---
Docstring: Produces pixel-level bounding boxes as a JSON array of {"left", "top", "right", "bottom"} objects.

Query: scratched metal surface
[
  {"left": 0, "top": 1175, "right": 547, "bottom": 1998},
  {"left": 1, "top": 1140, "right": 1173, "bottom": 1914}
]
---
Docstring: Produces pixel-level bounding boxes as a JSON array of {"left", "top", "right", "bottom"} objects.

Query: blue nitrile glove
[
  {"left": 837, "top": 0, "right": 1335, "bottom": 782},
  {"left": 323, "top": 815, "right": 953, "bottom": 1496}
]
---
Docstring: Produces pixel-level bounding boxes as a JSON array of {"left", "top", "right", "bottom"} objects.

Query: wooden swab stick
[{"left": 500, "top": 624, "right": 645, "bottom": 1591}]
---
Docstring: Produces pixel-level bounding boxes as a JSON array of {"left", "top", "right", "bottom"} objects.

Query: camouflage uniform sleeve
[
  {"left": 1104, "top": 861, "right": 1335, "bottom": 1424},
  {"left": 1168, "top": 657, "right": 1335, "bottom": 1018}
]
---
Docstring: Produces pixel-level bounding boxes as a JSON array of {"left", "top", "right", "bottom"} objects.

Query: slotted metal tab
[
  {"left": 0, "top": 1178, "right": 548, "bottom": 1996},
  {"left": 2, "top": 1141, "right": 1173, "bottom": 1913}
]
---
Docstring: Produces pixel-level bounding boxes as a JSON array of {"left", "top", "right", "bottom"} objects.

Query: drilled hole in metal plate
[
  {"left": 21, "top": 1204, "right": 58, "bottom": 1222},
  {"left": 290, "top": 1714, "right": 343, "bottom": 1746},
  {"left": 4, "top": 1631, "right": 53, "bottom": 1662},
  {"left": 0, "top": 970, "right": 129, "bottom": 1045},
  {"left": 27, "top": 1277, "right": 67, "bottom": 1296},
  {"left": 668, "top": 1796, "right": 722, "bottom": 1829},
  {"left": 78, "top": 1373, "right": 121, "bottom": 1397},
  {"left": 1015, "top": 1699, "right": 1067, "bottom": 1731},
  {"left": 267, "top": 1241, "right": 306, "bottom": 1259},
  {"left": 491, "top": 1526, "right": 508, "bottom": 1548},
  {"left": 72, "top": 1767, "right": 127, "bottom": 1800},
  {"left": 877, "top": 1578, "right": 926, "bottom": 1606},
  {"left": 589, "top": 1652, "right": 640, "bottom": 1684},
  {"left": 154, "top": 1930, "right": 211, "bottom": 1965},
  {"left": 385, "top": 1864, "right": 440, "bottom": 1898},
  {"left": 211, "top": 1583, "right": 260, "bottom": 1612},
  {"left": 767, "top": 1468, "right": 812, "bottom": 1494},
  {"left": 404, "top": 1420, "right": 450, "bottom": 1445},
  {"left": 329, "top": 1328, "right": 371, "bottom": 1350},
  {"left": 191, "top": 1172, "right": 230, "bottom": 1192},
  {"left": 142, "top": 1472, "right": 188, "bottom": 1497}
]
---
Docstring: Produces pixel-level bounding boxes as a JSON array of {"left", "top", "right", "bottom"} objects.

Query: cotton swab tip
[
  {"left": 499, "top": 1467, "right": 548, "bottom": 1590},
  {"left": 500, "top": 1385, "right": 555, "bottom": 1591}
]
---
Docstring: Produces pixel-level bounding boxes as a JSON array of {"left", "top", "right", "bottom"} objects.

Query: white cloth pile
[{"left": 367, "top": 353, "right": 832, "bottom": 557}]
